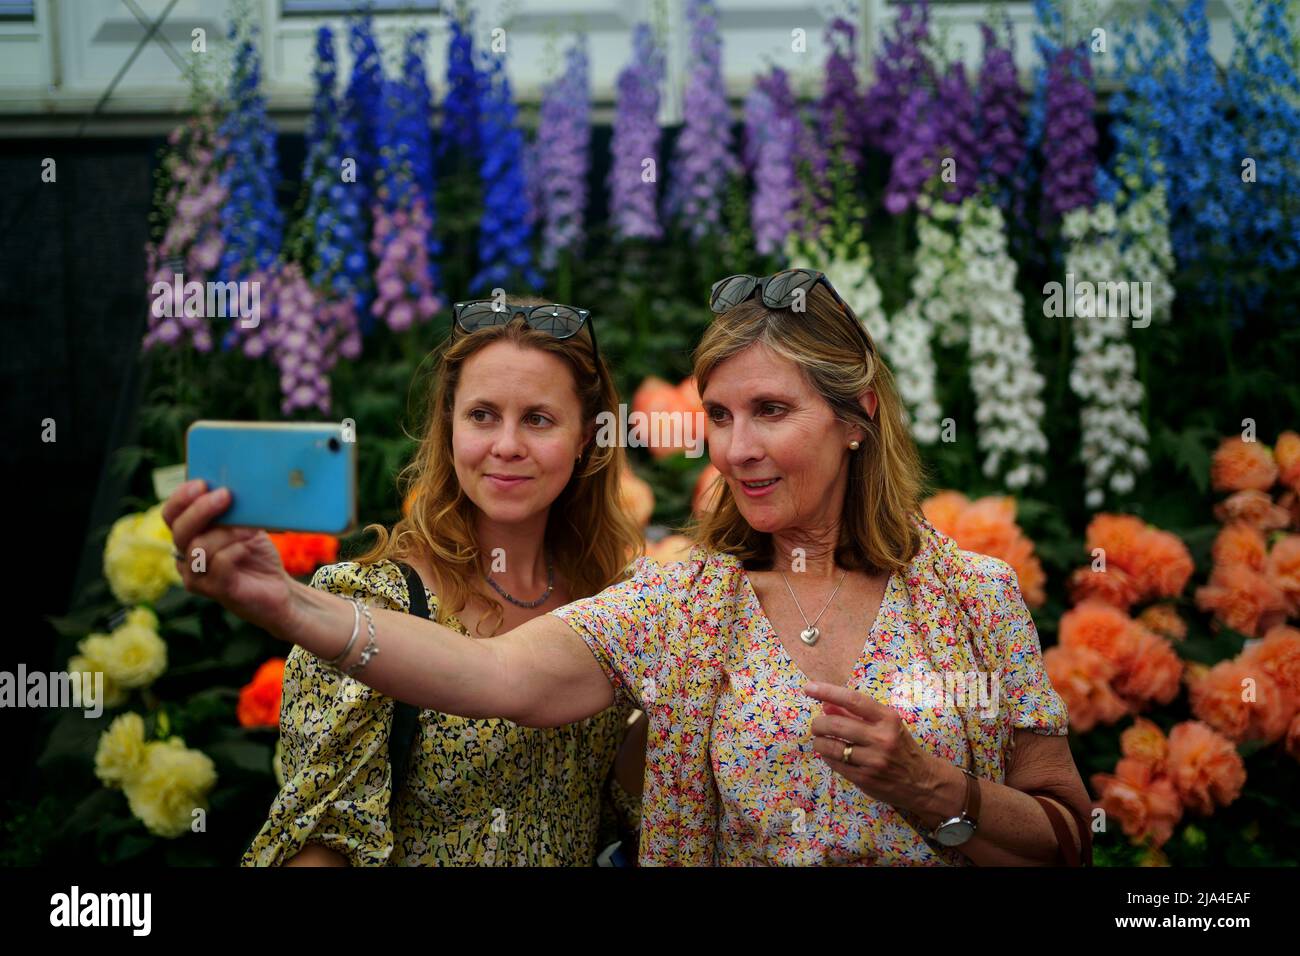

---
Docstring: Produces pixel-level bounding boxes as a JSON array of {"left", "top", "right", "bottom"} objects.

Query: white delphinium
[
  {"left": 1116, "top": 183, "right": 1175, "bottom": 325},
  {"left": 785, "top": 230, "right": 890, "bottom": 348},
  {"left": 884, "top": 196, "right": 960, "bottom": 445},
  {"left": 957, "top": 196, "right": 1049, "bottom": 489},
  {"left": 1063, "top": 202, "right": 1150, "bottom": 509}
]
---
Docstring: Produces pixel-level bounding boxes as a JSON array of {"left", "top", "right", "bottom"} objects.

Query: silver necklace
[
  {"left": 778, "top": 569, "right": 848, "bottom": 646},
  {"left": 484, "top": 553, "right": 555, "bottom": 608}
]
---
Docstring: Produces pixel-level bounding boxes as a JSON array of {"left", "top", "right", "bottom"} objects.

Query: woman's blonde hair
[
  {"left": 355, "top": 296, "right": 644, "bottom": 635},
  {"left": 685, "top": 283, "right": 932, "bottom": 574}
]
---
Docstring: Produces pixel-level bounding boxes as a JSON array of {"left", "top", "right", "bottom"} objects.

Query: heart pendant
[{"left": 799, "top": 626, "right": 820, "bottom": 646}]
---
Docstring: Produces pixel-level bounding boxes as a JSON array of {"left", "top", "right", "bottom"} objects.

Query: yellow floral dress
[{"left": 242, "top": 559, "right": 639, "bottom": 866}]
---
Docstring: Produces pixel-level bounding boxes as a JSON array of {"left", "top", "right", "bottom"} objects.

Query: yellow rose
[
  {"left": 122, "top": 738, "right": 217, "bottom": 838},
  {"left": 123, "top": 606, "right": 159, "bottom": 631},
  {"left": 79, "top": 622, "right": 167, "bottom": 690},
  {"left": 68, "top": 652, "right": 126, "bottom": 709},
  {"left": 94, "top": 712, "right": 147, "bottom": 787},
  {"left": 103, "top": 504, "right": 181, "bottom": 605}
]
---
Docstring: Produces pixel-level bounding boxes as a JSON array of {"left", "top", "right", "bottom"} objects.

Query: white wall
[{"left": 0, "top": 0, "right": 1247, "bottom": 136}]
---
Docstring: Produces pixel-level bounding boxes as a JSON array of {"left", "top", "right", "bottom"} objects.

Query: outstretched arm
[
  {"left": 282, "top": 576, "right": 613, "bottom": 726},
  {"left": 163, "top": 479, "right": 614, "bottom": 727}
]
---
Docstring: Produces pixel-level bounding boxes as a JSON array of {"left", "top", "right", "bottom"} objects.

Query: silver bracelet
[
  {"left": 346, "top": 600, "right": 379, "bottom": 677},
  {"left": 324, "top": 598, "right": 362, "bottom": 671}
]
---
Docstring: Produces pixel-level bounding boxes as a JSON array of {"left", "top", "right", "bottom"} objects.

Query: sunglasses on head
[
  {"left": 708, "top": 268, "right": 874, "bottom": 353},
  {"left": 452, "top": 298, "right": 605, "bottom": 385}
]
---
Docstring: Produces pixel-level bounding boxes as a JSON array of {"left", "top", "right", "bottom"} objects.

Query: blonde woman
[
  {"left": 221, "top": 296, "right": 645, "bottom": 865},
  {"left": 167, "top": 270, "right": 1091, "bottom": 866}
]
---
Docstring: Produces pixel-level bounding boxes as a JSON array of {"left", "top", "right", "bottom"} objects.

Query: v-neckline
[{"left": 737, "top": 564, "right": 899, "bottom": 691}]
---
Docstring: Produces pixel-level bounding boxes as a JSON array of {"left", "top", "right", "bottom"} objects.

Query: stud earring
[{"left": 848, "top": 440, "right": 860, "bottom": 451}]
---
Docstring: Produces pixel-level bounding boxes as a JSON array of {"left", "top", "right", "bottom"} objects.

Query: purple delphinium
[
  {"left": 143, "top": 112, "right": 226, "bottom": 353},
  {"left": 883, "top": 85, "right": 941, "bottom": 215},
  {"left": 608, "top": 23, "right": 665, "bottom": 241},
  {"left": 935, "top": 61, "right": 980, "bottom": 203},
  {"left": 666, "top": 0, "right": 737, "bottom": 242},
  {"left": 819, "top": 15, "right": 867, "bottom": 171},
  {"left": 744, "top": 67, "right": 799, "bottom": 255},
  {"left": 265, "top": 263, "right": 333, "bottom": 415},
  {"left": 863, "top": 0, "right": 934, "bottom": 155},
  {"left": 534, "top": 38, "right": 591, "bottom": 270},
  {"left": 1040, "top": 44, "right": 1098, "bottom": 221},
  {"left": 976, "top": 21, "right": 1026, "bottom": 210}
]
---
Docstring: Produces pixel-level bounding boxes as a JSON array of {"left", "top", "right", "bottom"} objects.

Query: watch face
[{"left": 934, "top": 820, "right": 975, "bottom": 846}]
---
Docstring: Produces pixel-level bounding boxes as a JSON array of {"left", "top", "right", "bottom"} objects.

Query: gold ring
[{"left": 842, "top": 743, "right": 854, "bottom": 765}]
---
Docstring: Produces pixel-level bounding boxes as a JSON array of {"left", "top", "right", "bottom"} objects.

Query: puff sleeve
[
  {"left": 547, "top": 556, "right": 677, "bottom": 713},
  {"left": 241, "top": 562, "right": 402, "bottom": 866},
  {"left": 978, "top": 556, "right": 1070, "bottom": 736}
]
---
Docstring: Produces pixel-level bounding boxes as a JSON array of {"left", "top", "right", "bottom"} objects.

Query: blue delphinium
[
  {"left": 297, "top": 25, "right": 364, "bottom": 357},
  {"left": 470, "top": 48, "right": 542, "bottom": 293},
  {"left": 440, "top": 13, "right": 481, "bottom": 169},
  {"left": 216, "top": 22, "right": 282, "bottom": 286},
  {"left": 341, "top": 13, "right": 387, "bottom": 330},
  {"left": 534, "top": 38, "right": 591, "bottom": 270},
  {"left": 1225, "top": 0, "right": 1300, "bottom": 277}
]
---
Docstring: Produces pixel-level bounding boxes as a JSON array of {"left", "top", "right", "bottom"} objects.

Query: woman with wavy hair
[
  {"left": 237, "top": 295, "right": 646, "bottom": 866},
  {"left": 169, "top": 271, "right": 1091, "bottom": 866}
]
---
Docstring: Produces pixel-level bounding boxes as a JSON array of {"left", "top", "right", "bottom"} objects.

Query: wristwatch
[{"left": 925, "top": 767, "right": 981, "bottom": 847}]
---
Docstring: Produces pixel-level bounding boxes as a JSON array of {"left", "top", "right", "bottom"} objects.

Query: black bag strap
[{"left": 388, "top": 561, "right": 428, "bottom": 797}]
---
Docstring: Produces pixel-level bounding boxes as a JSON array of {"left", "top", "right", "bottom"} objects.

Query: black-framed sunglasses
[
  {"left": 708, "top": 268, "right": 874, "bottom": 353},
  {"left": 451, "top": 299, "right": 605, "bottom": 385}
]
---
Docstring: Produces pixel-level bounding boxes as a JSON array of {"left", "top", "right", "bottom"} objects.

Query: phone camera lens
[{"left": 328, "top": 437, "right": 341, "bottom": 452}]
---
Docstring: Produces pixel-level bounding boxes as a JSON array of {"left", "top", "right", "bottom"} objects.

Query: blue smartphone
[{"left": 185, "top": 421, "right": 357, "bottom": 534}]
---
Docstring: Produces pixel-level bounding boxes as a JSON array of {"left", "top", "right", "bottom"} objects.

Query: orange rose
[
  {"left": 269, "top": 533, "right": 340, "bottom": 578},
  {"left": 1120, "top": 717, "right": 1169, "bottom": 772},
  {"left": 1128, "top": 527, "right": 1195, "bottom": 601},
  {"left": 1212, "top": 522, "right": 1268, "bottom": 571},
  {"left": 924, "top": 493, "right": 1045, "bottom": 608},
  {"left": 237, "top": 658, "right": 286, "bottom": 728},
  {"left": 1085, "top": 513, "right": 1148, "bottom": 570},
  {"left": 1188, "top": 658, "right": 1290, "bottom": 744},
  {"left": 1238, "top": 624, "right": 1300, "bottom": 708},
  {"left": 1114, "top": 627, "right": 1183, "bottom": 708},
  {"left": 1265, "top": 534, "right": 1300, "bottom": 616},
  {"left": 1058, "top": 600, "right": 1142, "bottom": 669},
  {"left": 1213, "top": 489, "right": 1292, "bottom": 531},
  {"left": 618, "top": 466, "right": 655, "bottom": 528},
  {"left": 1044, "top": 644, "right": 1128, "bottom": 733},
  {"left": 692, "top": 464, "right": 723, "bottom": 517},
  {"left": 1210, "top": 435, "right": 1278, "bottom": 492},
  {"left": 1278, "top": 490, "right": 1300, "bottom": 533},
  {"left": 1137, "top": 603, "right": 1187, "bottom": 642},
  {"left": 1194, "top": 561, "right": 1289, "bottom": 638},
  {"left": 1286, "top": 711, "right": 1300, "bottom": 764},
  {"left": 1275, "top": 431, "right": 1300, "bottom": 494},
  {"left": 1068, "top": 565, "right": 1140, "bottom": 611},
  {"left": 1165, "top": 720, "right": 1246, "bottom": 816},
  {"left": 1090, "top": 757, "right": 1183, "bottom": 848}
]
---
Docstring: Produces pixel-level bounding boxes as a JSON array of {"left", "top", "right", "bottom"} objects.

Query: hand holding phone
[{"left": 185, "top": 420, "right": 357, "bottom": 534}]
